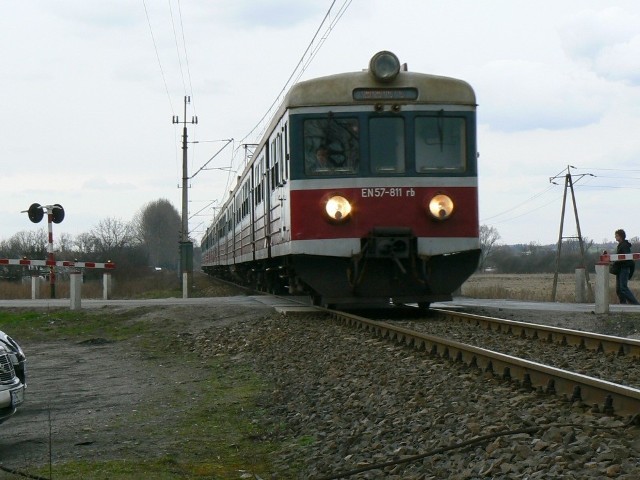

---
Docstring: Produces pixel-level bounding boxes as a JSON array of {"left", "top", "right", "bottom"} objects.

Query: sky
[{"left": 2, "top": 0, "right": 640, "bottom": 248}]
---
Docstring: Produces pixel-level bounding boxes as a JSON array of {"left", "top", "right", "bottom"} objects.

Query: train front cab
[{"left": 285, "top": 54, "right": 481, "bottom": 307}]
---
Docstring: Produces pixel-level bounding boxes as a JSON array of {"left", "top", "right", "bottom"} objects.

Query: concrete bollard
[
  {"left": 182, "top": 272, "right": 189, "bottom": 299},
  {"left": 31, "top": 275, "right": 41, "bottom": 300},
  {"left": 103, "top": 272, "right": 112, "bottom": 300},
  {"left": 595, "top": 263, "right": 609, "bottom": 314},
  {"left": 575, "top": 267, "right": 586, "bottom": 303},
  {"left": 70, "top": 271, "right": 82, "bottom": 310}
]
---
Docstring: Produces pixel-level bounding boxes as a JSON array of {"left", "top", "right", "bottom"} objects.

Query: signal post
[
  {"left": 19, "top": 202, "right": 115, "bottom": 307},
  {"left": 25, "top": 203, "right": 65, "bottom": 298}
]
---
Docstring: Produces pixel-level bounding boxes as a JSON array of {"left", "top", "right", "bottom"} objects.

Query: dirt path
[{"left": 0, "top": 301, "right": 272, "bottom": 475}]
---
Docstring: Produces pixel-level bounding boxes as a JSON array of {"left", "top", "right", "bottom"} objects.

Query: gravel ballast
[{"left": 189, "top": 310, "right": 640, "bottom": 479}]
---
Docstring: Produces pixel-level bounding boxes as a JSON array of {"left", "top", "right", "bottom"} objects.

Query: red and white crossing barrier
[
  {"left": 1, "top": 257, "right": 115, "bottom": 306},
  {"left": 0, "top": 259, "right": 115, "bottom": 269},
  {"left": 595, "top": 252, "right": 640, "bottom": 314}
]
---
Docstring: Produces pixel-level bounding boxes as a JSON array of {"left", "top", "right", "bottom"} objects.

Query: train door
[
  {"left": 264, "top": 147, "right": 272, "bottom": 258},
  {"left": 232, "top": 193, "right": 239, "bottom": 263},
  {"left": 270, "top": 132, "right": 283, "bottom": 246},
  {"left": 250, "top": 165, "right": 256, "bottom": 261},
  {"left": 253, "top": 152, "right": 268, "bottom": 260},
  {"left": 281, "top": 121, "right": 290, "bottom": 241}
]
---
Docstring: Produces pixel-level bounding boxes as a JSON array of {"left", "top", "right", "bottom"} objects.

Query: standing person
[{"left": 612, "top": 229, "right": 639, "bottom": 305}]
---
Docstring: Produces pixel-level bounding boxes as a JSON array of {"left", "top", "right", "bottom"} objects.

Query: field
[
  {"left": 2, "top": 271, "right": 637, "bottom": 304},
  {"left": 461, "top": 272, "right": 640, "bottom": 303}
]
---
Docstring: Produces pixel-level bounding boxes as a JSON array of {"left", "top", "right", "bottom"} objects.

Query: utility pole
[
  {"left": 550, "top": 165, "right": 593, "bottom": 302},
  {"left": 172, "top": 96, "right": 197, "bottom": 296}
]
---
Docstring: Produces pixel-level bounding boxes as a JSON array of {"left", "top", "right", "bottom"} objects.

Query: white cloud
[
  {"left": 3, "top": 0, "right": 640, "bottom": 246},
  {"left": 560, "top": 6, "right": 640, "bottom": 85},
  {"left": 475, "top": 60, "right": 612, "bottom": 131}
]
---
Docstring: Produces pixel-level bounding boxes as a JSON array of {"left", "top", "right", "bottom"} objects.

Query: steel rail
[
  {"left": 329, "top": 310, "right": 640, "bottom": 418},
  {"left": 432, "top": 308, "right": 640, "bottom": 358}
]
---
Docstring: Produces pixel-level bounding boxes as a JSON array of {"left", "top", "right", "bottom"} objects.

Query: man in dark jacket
[{"left": 613, "top": 229, "right": 639, "bottom": 304}]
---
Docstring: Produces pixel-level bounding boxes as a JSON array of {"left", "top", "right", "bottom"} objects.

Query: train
[{"left": 200, "top": 51, "right": 480, "bottom": 309}]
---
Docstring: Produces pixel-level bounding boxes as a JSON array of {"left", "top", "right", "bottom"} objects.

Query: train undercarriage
[{"left": 202, "top": 239, "right": 480, "bottom": 309}]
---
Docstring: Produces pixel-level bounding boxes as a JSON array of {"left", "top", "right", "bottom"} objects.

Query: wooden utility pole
[{"left": 550, "top": 166, "right": 593, "bottom": 302}]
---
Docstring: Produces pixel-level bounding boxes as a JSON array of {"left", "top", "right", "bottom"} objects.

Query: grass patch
[
  {"left": 32, "top": 357, "right": 284, "bottom": 479},
  {"left": 0, "top": 308, "right": 154, "bottom": 342},
  {"left": 7, "top": 306, "right": 293, "bottom": 480}
]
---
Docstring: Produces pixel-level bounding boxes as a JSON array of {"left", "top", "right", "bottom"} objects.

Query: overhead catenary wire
[
  {"left": 168, "top": 0, "right": 188, "bottom": 97},
  {"left": 142, "top": 0, "right": 175, "bottom": 116},
  {"left": 177, "top": 0, "right": 196, "bottom": 112},
  {"left": 237, "top": 0, "right": 351, "bottom": 147},
  {"left": 218, "top": 0, "right": 352, "bottom": 208}
]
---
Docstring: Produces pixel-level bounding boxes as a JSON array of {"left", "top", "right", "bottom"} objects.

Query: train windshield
[
  {"left": 415, "top": 116, "right": 466, "bottom": 172},
  {"left": 370, "top": 117, "right": 405, "bottom": 173},
  {"left": 304, "top": 118, "right": 359, "bottom": 175}
]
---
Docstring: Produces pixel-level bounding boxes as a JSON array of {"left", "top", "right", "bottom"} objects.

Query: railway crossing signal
[
  {"left": 22, "top": 203, "right": 65, "bottom": 298},
  {"left": 27, "top": 203, "right": 65, "bottom": 224}
]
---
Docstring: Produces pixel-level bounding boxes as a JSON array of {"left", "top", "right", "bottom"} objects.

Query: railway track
[{"left": 326, "top": 306, "right": 640, "bottom": 419}]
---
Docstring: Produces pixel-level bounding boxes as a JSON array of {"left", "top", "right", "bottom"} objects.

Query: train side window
[
  {"left": 369, "top": 117, "right": 405, "bottom": 173},
  {"left": 303, "top": 118, "right": 359, "bottom": 175},
  {"left": 415, "top": 116, "right": 466, "bottom": 172}
]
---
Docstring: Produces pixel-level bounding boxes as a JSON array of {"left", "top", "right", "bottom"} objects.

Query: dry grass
[
  {"left": 0, "top": 271, "right": 181, "bottom": 300},
  {"left": 3, "top": 271, "right": 636, "bottom": 304},
  {"left": 462, "top": 273, "right": 640, "bottom": 303}
]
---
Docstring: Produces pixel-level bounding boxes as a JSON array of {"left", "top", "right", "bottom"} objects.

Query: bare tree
[
  {"left": 74, "top": 232, "right": 98, "bottom": 255},
  {"left": 89, "top": 217, "right": 136, "bottom": 258},
  {"left": 57, "top": 232, "right": 76, "bottom": 256},
  {"left": 1, "top": 230, "right": 48, "bottom": 258},
  {"left": 479, "top": 225, "right": 501, "bottom": 271}
]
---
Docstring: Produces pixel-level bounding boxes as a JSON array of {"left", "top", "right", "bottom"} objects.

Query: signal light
[
  {"left": 24, "top": 203, "right": 65, "bottom": 223},
  {"left": 52, "top": 204, "right": 65, "bottom": 224},
  {"left": 28, "top": 203, "right": 44, "bottom": 223}
]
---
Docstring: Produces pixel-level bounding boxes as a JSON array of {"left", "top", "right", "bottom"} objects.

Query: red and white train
[{"left": 201, "top": 51, "right": 480, "bottom": 308}]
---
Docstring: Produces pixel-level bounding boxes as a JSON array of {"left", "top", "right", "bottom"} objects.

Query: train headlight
[
  {"left": 369, "top": 51, "right": 400, "bottom": 83},
  {"left": 325, "top": 195, "right": 352, "bottom": 221},
  {"left": 428, "top": 194, "right": 454, "bottom": 220}
]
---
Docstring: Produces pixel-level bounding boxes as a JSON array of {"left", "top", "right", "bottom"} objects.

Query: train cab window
[
  {"left": 369, "top": 117, "right": 405, "bottom": 173},
  {"left": 304, "top": 118, "right": 359, "bottom": 175},
  {"left": 415, "top": 116, "right": 466, "bottom": 172}
]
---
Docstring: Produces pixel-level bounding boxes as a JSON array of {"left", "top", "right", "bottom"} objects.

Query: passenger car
[{"left": 0, "top": 331, "right": 26, "bottom": 423}]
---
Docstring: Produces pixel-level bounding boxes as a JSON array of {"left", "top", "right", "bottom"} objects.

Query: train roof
[
  {"left": 284, "top": 69, "right": 476, "bottom": 108},
  {"left": 207, "top": 53, "right": 476, "bottom": 236}
]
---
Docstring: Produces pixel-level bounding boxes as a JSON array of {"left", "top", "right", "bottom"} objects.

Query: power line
[
  {"left": 142, "top": 0, "right": 175, "bottom": 115},
  {"left": 219, "top": 0, "right": 352, "bottom": 207},
  {"left": 480, "top": 185, "right": 555, "bottom": 223},
  {"left": 177, "top": 0, "right": 196, "bottom": 110},
  {"left": 238, "top": 0, "right": 352, "bottom": 147},
  {"left": 481, "top": 166, "right": 599, "bottom": 227},
  {"left": 168, "top": 0, "right": 188, "bottom": 96},
  {"left": 574, "top": 166, "right": 640, "bottom": 173},
  {"left": 485, "top": 193, "right": 562, "bottom": 226}
]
